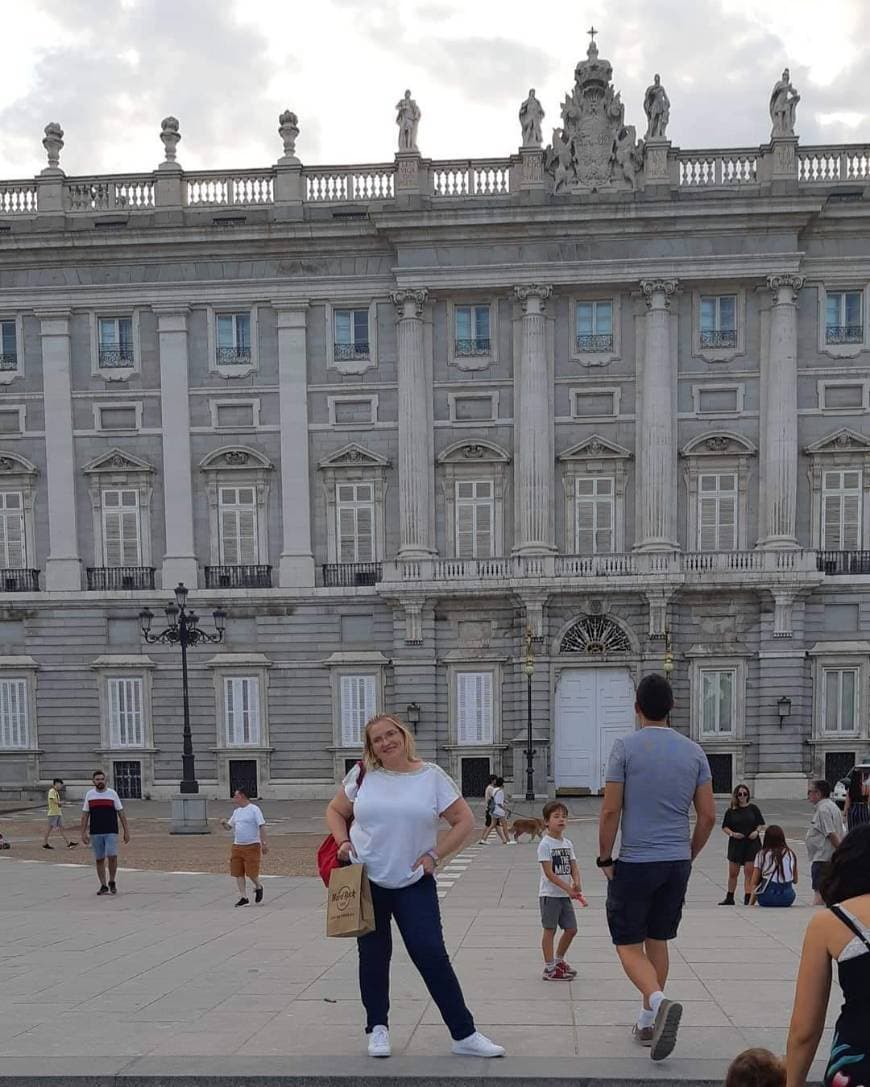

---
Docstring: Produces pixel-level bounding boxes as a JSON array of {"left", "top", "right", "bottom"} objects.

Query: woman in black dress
[
  {"left": 786, "top": 825, "right": 870, "bottom": 1087},
  {"left": 719, "top": 784, "right": 765, "bottom": 905}
]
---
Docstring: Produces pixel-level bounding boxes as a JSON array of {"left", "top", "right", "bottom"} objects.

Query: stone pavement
[{"left": 0, "top": 801, "right": 829, "bottom": 1083}]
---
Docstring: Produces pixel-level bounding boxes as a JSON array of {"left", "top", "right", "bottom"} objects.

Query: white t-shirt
[
  {"left": 537, "top": 834, "right": 576, "bottom": 897},
  {"left": 491, "top": 787, "right": 507, "bottom": 819},
  {"left": 754, "top": 848, "right": 796, "bottom": 884},
  {"left": 228, "top": 803, "right": 265, "bottom": 845},
  {"left": 344, "top": 762, "right": 460, "bottom": 889}
]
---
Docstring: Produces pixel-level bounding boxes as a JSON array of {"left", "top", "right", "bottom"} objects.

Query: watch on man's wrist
[
  {"left": 426, "top": 848, "right": 440, "bottom": 867},
  {"left": 596, "top": 856, "right": 614, "bottom": 868}
]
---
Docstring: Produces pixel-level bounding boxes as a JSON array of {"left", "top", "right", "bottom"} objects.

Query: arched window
[{"left": 560, "top": 615, "right": 631, "bottom": 655}]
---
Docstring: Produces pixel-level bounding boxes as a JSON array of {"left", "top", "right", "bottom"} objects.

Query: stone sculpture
[
  {"left": 769, "top": 68, "right": 800, "bottom": 138},
  {"left": 519, "top": 89, "right": 545, "bottom": 147},
  {"left": 160, "top": 116, "right": 181, "bottom": 165},
  {"left": 396, "top": 90, "right": 421, "bottom": 153},
  {"left": 41, "top": 122, "right": 64, "bottom": 171},
  {"left": 643, "top": 74, "right": 670, "bottom": 140},
  {"left": 614, "top": 124, "right": 644, "bottom": 183},
  {"left": 278, "top": 110, "right": 300, "bottom": 161}
]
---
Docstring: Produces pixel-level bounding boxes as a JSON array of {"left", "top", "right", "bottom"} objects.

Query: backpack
[{"left": 316, "top": 761, "right": 366, "bottom": 887}]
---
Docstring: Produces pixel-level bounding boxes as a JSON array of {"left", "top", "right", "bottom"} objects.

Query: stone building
[{"left": 0, "top": 43, "right": 868, "bottom": 800}]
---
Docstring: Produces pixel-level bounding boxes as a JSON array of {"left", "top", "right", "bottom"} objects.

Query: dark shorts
[
  {"left": 811, "top": 860, "right": 829, "bottom": 891},
  {"left": 727, "top": 837, "right": 761, "bottom": 866},
  {"left": 606, "top": 859, "right": 692, "bottom": 946}
]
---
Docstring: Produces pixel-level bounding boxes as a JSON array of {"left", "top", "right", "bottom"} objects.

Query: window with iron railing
[
  {"left": 0, "top": 491, "right": 26, "bottom": 568},
  {"left": 826, "top": 290, "right": 863, "bottom": 344},
  {"left": 334, "top": 308, "right": 370, "bottom": 361},
  {"left": 0, "top": 320, "right": 17, "bottom": 371},
  {"left": 454, "top": 304, "right": 491, "bottom": 356},
  {"left": 337, "top": 482, "right": 375, "bottom": 563},
  {"left": 98, "top": 317, "right": 135, "bottom": 367},
  {"left": 699, "top": 295, "right": 737, "bottom": 348},
  {"left": 216, "top": 313, "right": 252, "bottom": 364},
  {"left": 575, "top": 300, "right": 613, "bottom": 352},
  {"left": 102, "top": 489, "right": 142, "bottom": 567},
  {"left": 219, "top": 486, "right": 259, "bottom": 565}
]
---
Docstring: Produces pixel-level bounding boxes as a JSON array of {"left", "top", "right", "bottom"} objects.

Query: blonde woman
[{"left": 325, "top": 714, "right": 505, "bottom": 1060}]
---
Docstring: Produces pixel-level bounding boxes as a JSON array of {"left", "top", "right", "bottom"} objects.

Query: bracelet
[{"left": 426, "top": 848, "right": 439, "bottom": 866}]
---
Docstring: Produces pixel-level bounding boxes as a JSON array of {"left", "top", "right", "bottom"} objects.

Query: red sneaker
[
  {"left": 559, "top": 961, "right": 578, "bottom": 978},
  {"left": 542, "top": 961, "right": 571, "bottom": 981}
]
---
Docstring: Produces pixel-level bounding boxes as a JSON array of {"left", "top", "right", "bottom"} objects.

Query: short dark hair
[
  {"left": 52, "top": 778, "right": 64, "bottom": 785},
  {"left": 542, "top": 801, "right": 568, "bottom": 821},
  {"left": 812, "top": 779, "right": 831, "bottom": 798},
  {"left": 234, "top": 787, "right": 249, "bottom": 799},
  {"left": 635, "top": 673, "right": 673, "bottom": 721},
  {"left": 820, "top": 825, "right": 870, "bottom": 905},
  {"left": 494, "top": 777, "right": 504, "bottom": 787},
  {"left": 725, "top": 1048, "right": 785, "bottom": 1087},
  {"left": 487, "top": 774, "right": 498, "bottom": 785},
  {"left": 92, "top": 769, "right": 106, "bottom": 780}
]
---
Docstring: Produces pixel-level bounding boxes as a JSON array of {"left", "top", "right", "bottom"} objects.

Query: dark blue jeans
[{"left": 357, "top": 873, "right": 475, "bottom": 1040}]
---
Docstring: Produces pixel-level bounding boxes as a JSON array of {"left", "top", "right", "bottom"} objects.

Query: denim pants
[
  {"left": 756, "top": 881, "right": 796, "bottom": 907},
  {"left": 357, "top": 873, "right": 475, "bottom": 1040}
]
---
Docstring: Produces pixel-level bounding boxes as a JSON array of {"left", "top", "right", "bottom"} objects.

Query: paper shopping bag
[{"left": 326, "top": 863, "right": 375, "bottom": 938}]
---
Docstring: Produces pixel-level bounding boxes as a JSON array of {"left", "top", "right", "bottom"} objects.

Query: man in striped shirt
[{"left": 80, "top": 770, "right": 131, "bottom": 895}]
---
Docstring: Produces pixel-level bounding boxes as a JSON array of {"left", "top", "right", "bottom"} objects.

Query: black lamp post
[
  {"left": 139, "top": 583, "right": 226, "bottom": 794},
  {"left": 524, "top": 625, "right": 536, "bottom": 803}
]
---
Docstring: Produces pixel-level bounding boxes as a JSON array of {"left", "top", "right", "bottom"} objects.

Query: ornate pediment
[
  {"left": 681, "top": 432, "right": 757, "bottom": 457},
  {"left": 558, "top": 434, "right": 633, "bottom": 461},
  {"left": 318, "top": 443, "right": 390, "bottom": 470},
  {"left": 437, "top": 439, "right": 510, "bottom": 465},
  {"left": 804, "top": 428, "right": 870, "bottom": 455},
  {"left": 82, "top": 448, "right": 153, "bottom": 475},
  {"left": 199, "top": 446, "right": 273, "bottom": 471},
  {"left": 0, "top": 452, "right": 38, "bottom": 476}
]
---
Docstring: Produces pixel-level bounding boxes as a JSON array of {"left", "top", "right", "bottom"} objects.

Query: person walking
[
  {"left": 805, "top": 780, "right": 844, "bottom": 906},
  {"left": 719, "top": 784, "right": 765, "bottom": 905},
  {"left": 786, "top": 824, "right": 870, "bottom": 1087},
  {"left": 843, "top": 767, "right": 869, "bottom": 832},
  {"left": 325, "top": 713, "right": 504, "bottom": 1059},
  {"left": 750, "top": 825, "right": 798, "bottom": 908},
  {"left": 42, "top": 778, "right": 77, "bottom": 850},
  {"left": 477, "top": 774, "right": 498, "bottom": 844},
  {"left": 80, "top": 770, "right": 130, "bottom": 895},
  {"left": 597, "top": 673, "right": 716, "bottom": 1061},
  {"left": 220, "top": 789, "right": 268, "bottom": 907}
]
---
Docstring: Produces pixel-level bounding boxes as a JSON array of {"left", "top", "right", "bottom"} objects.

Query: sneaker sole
[
  {"left": 650, "top": 1000, "right": 682, "bottom": 1061},
  {"left": 368, "top": 1050, "right": 391, "bottom": 1058}
]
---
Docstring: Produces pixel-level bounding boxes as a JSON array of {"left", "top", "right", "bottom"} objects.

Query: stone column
[
  {"left": 392, "top": 289, "right": 435, "bottom": 559},
  {"left": 155, "top": 306, "right": 198, "bottom": 587},
  {"left": 759, "top": 275, "right": 803, "bottom": 548},
  {"left": 275, "top": 300, "right": 315, "bottom": 586},
  {"left": 37, "top": 309, "right": 81, "bottom": 589},
  {"left": 636, "top": 279, "right": 679, "bottom": 552},
  {"left": 513, "top": 285, "right": 555, "bottom": 555}
]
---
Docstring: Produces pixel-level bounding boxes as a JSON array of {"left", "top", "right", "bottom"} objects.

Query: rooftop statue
[
  {"left": 396, "top": 89, "right": 421, "bottom": 153},
  {"left": 519, "top": 89, "right": 545, "bottom": 148},
  {"left": 770, "top": 68, "right": 800, "bottom": 138},
  {"left": 643, "top": 74, "right": 670, "bottom": 140}
]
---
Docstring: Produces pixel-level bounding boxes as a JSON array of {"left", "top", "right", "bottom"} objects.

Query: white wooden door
[{"left": 555, "top": 669, "right": 636, "bottom": 792}]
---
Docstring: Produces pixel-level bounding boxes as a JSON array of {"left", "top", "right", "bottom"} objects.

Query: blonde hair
[{"left": 362, "top": 714, "right": 417, "bottom": 769}]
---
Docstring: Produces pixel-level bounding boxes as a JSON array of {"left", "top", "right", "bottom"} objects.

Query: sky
[{"left": 0, "top": 0, "right": 868, "bottom": 179}]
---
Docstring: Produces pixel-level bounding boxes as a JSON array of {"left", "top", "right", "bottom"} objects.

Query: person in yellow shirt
[{"left": 43, "top": 778, "right": 77, "bottom": 850}]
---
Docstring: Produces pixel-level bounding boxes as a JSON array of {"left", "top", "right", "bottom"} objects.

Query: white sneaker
[
  {"left": 451, "top": 1031, "right": 505, "bottom": 1058},
  {"left": 367, "top": 1025, "right": 391, "bottom": 1057},
  {"left": 505, "top": 839, "right": 518, "bottom": 846}
]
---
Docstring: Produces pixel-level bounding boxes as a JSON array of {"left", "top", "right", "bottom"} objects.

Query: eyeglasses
[{"left": 736, "top": 791, "right": 749, "bottom": 798}]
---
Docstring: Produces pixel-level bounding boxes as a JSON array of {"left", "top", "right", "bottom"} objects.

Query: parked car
[{"left": 833, "top": 762, "right": 870, "bottom": 809}]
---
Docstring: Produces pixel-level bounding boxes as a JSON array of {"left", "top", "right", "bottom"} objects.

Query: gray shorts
[
  {"left": 47, "top": 815, "right": 62, "bottom": 828},
  {"left": 540, "top": 896, "right": 577, "bottom": 932}
]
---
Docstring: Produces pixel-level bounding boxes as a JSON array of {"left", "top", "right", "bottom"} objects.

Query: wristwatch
[
  {"left": 426, "top": 848, "right": 440, "bottom": 867},
  {"left": 596, "top": 856, "right": 614, "bottom": 868}
]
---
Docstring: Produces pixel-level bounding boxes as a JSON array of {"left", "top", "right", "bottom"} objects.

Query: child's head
[
  {"left": 542, "top": 801, "right": 569, "bottom": 834},
  {"left": 725, "top": 1048, "right": 785, "bottom": 1087}
]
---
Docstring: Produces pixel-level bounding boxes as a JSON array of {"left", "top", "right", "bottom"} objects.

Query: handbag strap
[{"left": 830, "top": 904, "right": 870, "bottom": 951}]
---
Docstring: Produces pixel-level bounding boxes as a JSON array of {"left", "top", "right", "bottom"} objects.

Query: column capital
[
  {"left": 766, "top": 274, "right": 804, "bottom": 303},
  {"left": 640, "top": 279, "right": 678, "bottom": 309},
  {"left": 391, "top": 288, "right": 429, "bottom": 319},
  {"left": 514, "top": 284, "right": 552, "bottom": 313}
]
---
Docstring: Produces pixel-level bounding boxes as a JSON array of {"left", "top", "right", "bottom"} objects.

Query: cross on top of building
[{"left": 587, "top": 25, "right": 598, "bottom": 43}]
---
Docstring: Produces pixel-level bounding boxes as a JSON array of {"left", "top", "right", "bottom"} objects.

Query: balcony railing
[
  {"left": 322, "top": 562, "right": 383, "bottom": 587},
  {"left": 87, "top": 566, "right": 155, "bottom": 591},
  {"left": 333, "top": 342, "right": 370, "bottom": 362},
  {"left": 204, "top": 564, "right": 272, "bottom": 589},
  {"left": 0, "top": 568, "right": 40, "bottom": 592},
  {"left": 0, "top": 353, "right": 18, "bottom": 371},
  {"left": 576, "top": 333, "right": 614, "bottom": 352},
  {"left": 699, "top": 329, "right": 738, "bottom": 348},
  {"left": 817, "top": 550, "right": 870, "bottom": 575},
  {"left": 454, "top": 337, "right": 491, "bottom": 356},
  {"left": 825, "top": 325, "right": 864, "bottom": 345},
  {"left": 98, "top": 346, "right": 135, "bottom": 367},
  {"left": 215, "top": 347, "right": 252, "bottom": 365}
]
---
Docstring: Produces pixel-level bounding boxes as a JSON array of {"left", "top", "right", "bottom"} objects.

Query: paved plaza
[{"left": 0, "top": 800, "right": 829, "bottom": 1082}]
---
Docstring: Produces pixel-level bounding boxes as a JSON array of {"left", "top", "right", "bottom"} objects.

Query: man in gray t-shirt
[
  {"left": 597, "top": 673, "right": 716, "bottom": 1061},
  {"left": 805, "top": 779, "right": 844, "bottom": 904}
]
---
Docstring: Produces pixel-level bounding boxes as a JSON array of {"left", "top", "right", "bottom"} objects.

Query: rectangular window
[
  {"left": 575, "top": 477, "right": 614, "bottom": 554},
  {"left": 102, "top": 489, "right": 141, "bottom": 567},
  {"left": 216, "top": 313, "right": 252, "bottom": 364},
  {"left": 454, "top": 305, "right": 491, "bottom": 356},
  {"left": 575, "top": 300, "right": 613, "bottom": 352},
  {"left": 0, "top": 678, "right": 28, "bottom": 749},
  {"left": 698, "top": 473, "right": 737, "bottom": 551},
  {"left": 826, "top": 291, "right": 863, "bottom": 344},
  {"left": 339, "top": 674, "right": 376, "bottom": 747},
  {"left": 456, "top": 672, "right": 494, "bottom": 745},
  {"left": 0, "top": 491, "right": 25, "bottom": 567},
  {"left": 224, "top": 677, "right": 261, "bottom": 746},
  {"left": 821, "top": 469, "right": 862, "bottom": 550},
  {"left": 700, "top": 669, "right": 736, "bottom": 735},
  {"left": 455, "top": 480, "right": 494, "bottom": 559},
  {"left": 699, "top": 295, "right": 737, "bottom": 348},
  {"left": 107, "top": 677, "right": 144, "bottom": 747},
  {"left": 334, "top": 309, "right": 370, "bottom": 361},
  {"left": 98, "top": 317, "right": 134, "bottom": 367},
  {"left": 336, "top": 483, "right": 374, "bottom": 562},
  {"left": 0, "top": 319, "right": 17, "bottom": 371},
  {"left": 823, "top": 668, "right": 858, "bottom": 733},
  {"left": 219, "top": 486, "right": 258, "bottom": 564}
]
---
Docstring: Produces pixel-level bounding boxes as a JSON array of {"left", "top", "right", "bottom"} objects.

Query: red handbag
[{"left": 317, "top": 761, "right": 366, "bottom": 887}]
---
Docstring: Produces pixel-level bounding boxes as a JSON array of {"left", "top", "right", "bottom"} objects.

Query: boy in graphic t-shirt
[{"left": 537, "top": 801, "right": 586, "bottom": 981}]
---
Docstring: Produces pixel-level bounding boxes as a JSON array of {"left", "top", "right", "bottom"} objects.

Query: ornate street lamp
[
  {"left": 139, "top": 583, "right": 226, "bottom": 804},
  {"left": 524, "top": 625, "right": 536, "bottom": 803}
]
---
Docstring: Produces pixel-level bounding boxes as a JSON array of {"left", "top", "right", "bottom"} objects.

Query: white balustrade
[
  {"left": 65, "top": 177, "right": 155, "bottom": 213},
  {"left": 677, "top": 152, "right": 758, "bottom": 187},
  {"left": 431, "top": 160, "right": 510, "bottom": 197},
  {"left": 304, "top": 166, "right": 394, "bottom": 203},
  {"left": 0, "top": 183, "right": 38, "bottom": 214},
  {"left": 798, "top": 146, "right": 870, "bottom": 184},
  {"left": 186, "top": 173, "right": 274, "bottom": 207}
]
